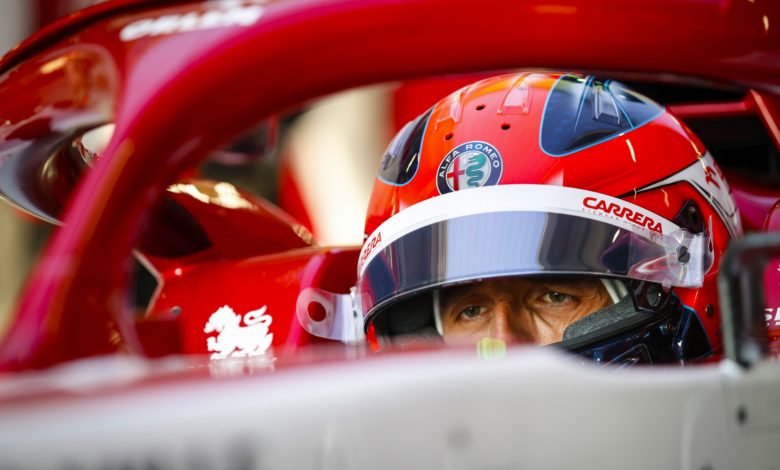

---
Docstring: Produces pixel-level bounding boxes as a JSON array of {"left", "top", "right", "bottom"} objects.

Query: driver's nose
[{"left": 489, "top": 301, "right": 528, "bottom": 343}]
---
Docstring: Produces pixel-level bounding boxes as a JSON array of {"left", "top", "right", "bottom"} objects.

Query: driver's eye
[
  {"left": 540, "top": 291, "right": 575, "bottom": 305},
  {"left": 457, "top": 305, "right": 486, "bottom": 320}
]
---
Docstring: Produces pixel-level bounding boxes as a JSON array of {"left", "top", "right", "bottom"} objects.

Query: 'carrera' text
[
  {"left": 359, "top": 232, "right": 383, "bottom": 269},
  {"left": 583, "top": 197, "right": 663, "bottom": 234}
]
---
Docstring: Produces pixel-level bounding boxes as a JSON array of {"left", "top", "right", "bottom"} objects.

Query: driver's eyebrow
[
  {"left": 439, "top": 278, "right": 600, "bottom": 309},
  {"left": 438, "top": 284, "right": 481, "bottom": 312}
]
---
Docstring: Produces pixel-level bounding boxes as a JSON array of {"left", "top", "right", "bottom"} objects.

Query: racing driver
[{"left": 308, "top": 73, "right": 742, "bottom": 365}]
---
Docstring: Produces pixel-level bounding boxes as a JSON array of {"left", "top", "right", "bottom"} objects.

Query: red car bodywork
[{"left": 0, "top": 0, "right": 779, "bottom": 371}]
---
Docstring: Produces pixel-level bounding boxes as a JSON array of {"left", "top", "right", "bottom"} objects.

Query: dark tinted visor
[
  {"left": 376, "top": 108, "right": 432, "bottom": 186},
  {"left": 540, "top": 75, "right": 663, "bottom": 156}
]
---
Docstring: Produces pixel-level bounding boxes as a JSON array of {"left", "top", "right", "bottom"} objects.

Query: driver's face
[{"left": 438, "top": 277, "right": 612, "bottom": 346}]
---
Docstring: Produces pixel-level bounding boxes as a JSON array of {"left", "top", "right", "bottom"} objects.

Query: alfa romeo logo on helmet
[{"left": 436, "top": 141, "right": 503, "bottom": 194}]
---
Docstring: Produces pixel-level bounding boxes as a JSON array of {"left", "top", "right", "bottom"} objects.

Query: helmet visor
[{"left": 358, "top": 185, "right": 713, "bottom": 326}]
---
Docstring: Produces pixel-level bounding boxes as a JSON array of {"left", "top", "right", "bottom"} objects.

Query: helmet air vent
[{"left": 498, "top": 73, "right": 532, "bottom": 116}]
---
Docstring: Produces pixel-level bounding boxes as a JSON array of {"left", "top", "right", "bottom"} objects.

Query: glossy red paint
[
  {"left": 147, "top": 245, "right": 359, "bottom": 357},
  {"left": 0, "top": 0, "right": 778, "bottom": 370},
  {"left": 749, "top": 90, "right": 780, "bottom": 150},
  {"left": 765, "top": 200, "right": 780, "bottom": 348},
  {"left": 140, "top": 179, "right": 314, "bottom": 272},
  {"left": 669, "top": 101, "right": 751, "bottom": 122},
  {"left": 766, "top": 202, "right": 780, "bottom": 232},
  {"left": 3, "top": 0, "right": 180, "bottom": 70},
  {"left": 729, "top": 172, "right": 780, "bottom": 232},
  {"left": 671, "top": 89, "right": 780, "bottom": 233}
]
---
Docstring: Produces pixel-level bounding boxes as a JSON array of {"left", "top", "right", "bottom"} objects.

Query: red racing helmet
[{"left": 354, "top": 73, "right": 742, "bottom": 364}]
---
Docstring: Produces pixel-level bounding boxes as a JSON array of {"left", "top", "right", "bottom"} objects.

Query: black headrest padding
[
  {"left": 372, "top": 291, "right": 440, "bottom": 340},
  {"left": 562, "top": 295, "right": 644, "bottom": 341}
]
